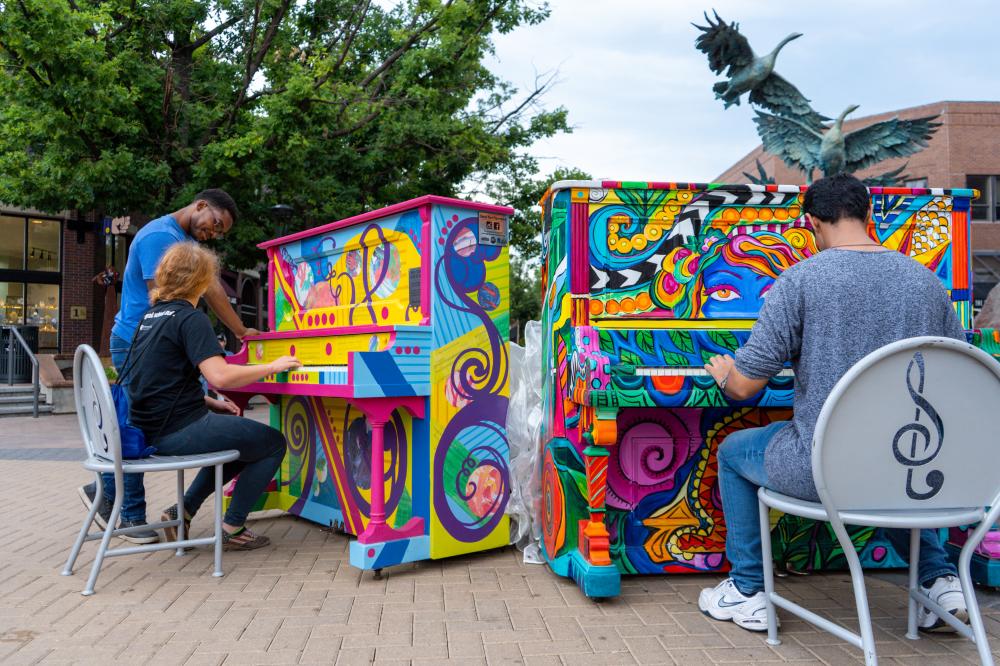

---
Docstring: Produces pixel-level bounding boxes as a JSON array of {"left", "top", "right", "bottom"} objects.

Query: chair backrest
[
  {"left": 74, "top": 344, "right": 122, "bottom": 467},
  {"left": 813, "top": 336, "right": 1000, "bottom": 512}
]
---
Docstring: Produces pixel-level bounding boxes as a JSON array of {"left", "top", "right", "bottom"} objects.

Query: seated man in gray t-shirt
[{"left": 697, "top": 174, "right": 968, "bottom": 634}]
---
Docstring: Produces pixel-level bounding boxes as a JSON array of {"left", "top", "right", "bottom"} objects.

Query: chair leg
[
  {"left": 82, "top": 492, "right": 123, "bottom": 596},
  {"left": 173, "top": 468, "right": 185, "bottom": 556},
  {"left": 837, "top": 529, "right": 878, "bottom": 665},
  {"left": 905, "top": 528, "right": 921, "bottom": 640},
  {"left": 758, "top": 497, "right": 780, "bottom": 646},
  {"left": 959, "top": 540, "right": 995, "bottom": 666},
  {"left": 213, "top": 463, "right": 224, "bottom": 578},
  {"left": 62, "top": 472, "right": 103, "bottom": 576}
]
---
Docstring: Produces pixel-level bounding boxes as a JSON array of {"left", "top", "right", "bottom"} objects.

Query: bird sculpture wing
[
  {"left": 748, "top": 73, "right": 829, "bottom": 131},
  {"left": 753, "top": 111, "right": 822, "bottom": 174},
  {"left": 844, "top": 115, "right": 941, "bottom": 173},
  {"left": 693, "top": 10, "right": 754, "bottom": 76},
  {"left": 861, "top": 163, "right": 910, "bottom": 187}
]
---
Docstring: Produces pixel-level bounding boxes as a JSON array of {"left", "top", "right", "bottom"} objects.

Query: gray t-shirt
[{"left": 734, "top": 248, "right": 965, "bottom": 501}]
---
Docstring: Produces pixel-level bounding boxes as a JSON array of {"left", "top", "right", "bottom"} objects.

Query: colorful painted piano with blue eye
[
  {"left": 219, "top": 196, "right": 514, "bottom": 573},
  {"left": 537, "top": 179, "right": 986, "bottom": 598}
]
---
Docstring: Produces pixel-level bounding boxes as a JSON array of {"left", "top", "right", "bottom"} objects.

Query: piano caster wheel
[{"left": 373, "top": 568, "right": 384, "bottom": 580}]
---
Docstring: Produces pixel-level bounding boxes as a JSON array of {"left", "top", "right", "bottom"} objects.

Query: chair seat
[
  {"left": 758, "top": 488, "right": 984, "bottom": 529},
  {"left": 83, "top": 450, "right": 240, "bottom": 473}
]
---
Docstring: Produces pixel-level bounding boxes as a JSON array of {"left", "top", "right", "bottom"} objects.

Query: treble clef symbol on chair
[{"left": 890, "top": 352, "right": 944, "bottom": 500}]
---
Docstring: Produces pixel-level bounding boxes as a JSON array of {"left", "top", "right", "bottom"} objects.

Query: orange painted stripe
[{"left": 953, "top": 210, "right": 969, "bottom": 289}]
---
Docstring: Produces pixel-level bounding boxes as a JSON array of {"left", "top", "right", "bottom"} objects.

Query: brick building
[
  {"left": 0, "top": 207, "right": 262, "bottom": 355},
  {"left": 716, "top": 100, "right": 1000, "bottom": 308}
]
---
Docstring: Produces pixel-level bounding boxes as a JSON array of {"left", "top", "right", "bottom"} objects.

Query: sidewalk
[{"left": 2, "top": 414, "right": 999, "bottom": 665}]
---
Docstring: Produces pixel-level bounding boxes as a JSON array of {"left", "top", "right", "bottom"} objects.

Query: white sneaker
[
  {"left": 698, "top": 578, "right": 775, "bottom": 632},
  {"left": 918, "top": 575, "right": 969, "bottom": 632}
]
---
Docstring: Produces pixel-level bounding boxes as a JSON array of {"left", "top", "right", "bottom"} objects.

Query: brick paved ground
[{"left": 3, "top": 414, "right": 1000, "bottom": 665}]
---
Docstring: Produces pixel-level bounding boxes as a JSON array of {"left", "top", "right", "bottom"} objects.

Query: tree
[
  {"left": 0, "top": 0, "right": 569, "bottom": 267},
  {"left": 487, "top": 165, "right": 591, "bottom": 340}
]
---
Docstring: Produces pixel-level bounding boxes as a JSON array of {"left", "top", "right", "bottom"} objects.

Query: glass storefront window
[
  {"left": 26, "top": 283, "right": 59, "bottom": 351},
  {"left": 0, "top": 282, "right": 24, "bottom": 326},
  {"left": 27, "top": 219, "right": 60, "bottom": 271},
  {"left": 0, "top": 216, "right": 25, "bottom": 270}
]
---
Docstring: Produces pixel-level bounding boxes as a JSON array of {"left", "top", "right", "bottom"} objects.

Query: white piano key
[{"left": 633, "top": 367, "right": 794, "bottom": 377}]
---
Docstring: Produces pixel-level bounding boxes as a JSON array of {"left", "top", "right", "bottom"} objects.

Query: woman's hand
[
  {"left": 206, "top": 395, "right": 240, "bottom": 415},
  {"left": 268, "top": 355, "right": 301, "bottom": 374}
]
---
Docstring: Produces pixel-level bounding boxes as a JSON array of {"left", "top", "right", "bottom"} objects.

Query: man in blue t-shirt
[{"left": 79, "top": 189, "right": 260, "bottom": 543}]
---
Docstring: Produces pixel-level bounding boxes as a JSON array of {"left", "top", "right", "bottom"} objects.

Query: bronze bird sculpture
[
  {"left": 693, "top": 10, "right": 828, "bottom": 131},
  {"left": 753, "top": 105, "right": 941, "bottom": 181}
]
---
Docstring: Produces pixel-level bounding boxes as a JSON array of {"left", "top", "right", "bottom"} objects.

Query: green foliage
[
  {"left": 0, "top": 0, "right": 570, "bottom": 268},
  {"left": 104, "top": 364, "right": 118, "bottom": 382},
  {"left": 509, "top": 254, "right": 540, "bottom": 342},
  {"left": 490, "top": 166, "right": 590, "bottom": 340},
  {"left": 488, "top": 165, "right": 591, "bottom": 261}
]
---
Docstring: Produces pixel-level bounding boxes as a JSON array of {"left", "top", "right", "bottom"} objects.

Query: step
[
  {"left": 0, "top": 404, "right": 54, "bottom": 417},
  {"left": 0, "top": 394, "right": 43, "bottom": 405},
  {"left": 0, "top": 385, "right": 40, "bottom": 396}
]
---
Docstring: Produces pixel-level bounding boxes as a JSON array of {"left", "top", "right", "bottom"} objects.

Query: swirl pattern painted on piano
[
  {"left": 429, "top": 209, "right": 511, "bottom": 548},
  {"left": 276, "top": 395, "right": 415, "bottom": 535},
  {"left": 272, "top": 210, "right": 424, "bottom": 331}
]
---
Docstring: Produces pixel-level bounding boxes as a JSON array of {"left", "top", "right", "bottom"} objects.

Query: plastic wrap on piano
[{"left": 507, "top": 320, "right": 544, "bottom": 564}]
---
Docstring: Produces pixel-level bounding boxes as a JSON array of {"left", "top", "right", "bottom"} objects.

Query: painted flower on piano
[{"left": 652, "top": 228, "right": 816, "bottom": 318}]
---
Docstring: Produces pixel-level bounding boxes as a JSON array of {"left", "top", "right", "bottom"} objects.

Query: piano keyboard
[
  {"left": 267, "top": 365, "right": 348, "bottom": 385},
  {"left": 623, "top": 367, "right": 794, "bottom": 378}
]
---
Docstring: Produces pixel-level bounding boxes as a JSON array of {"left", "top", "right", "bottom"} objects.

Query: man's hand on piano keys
[
  {"left": 704, "top": 354, "right": 735, "bottom": 389},
  {"left": 268, "top": 355, "right": 302, "bottom": 374}
]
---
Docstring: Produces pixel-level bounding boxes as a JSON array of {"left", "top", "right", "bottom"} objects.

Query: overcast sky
[{"left": 486, "top": 0, "right": 1000, "bottom": 183}]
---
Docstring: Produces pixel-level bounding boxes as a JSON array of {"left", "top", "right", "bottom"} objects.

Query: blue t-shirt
[{"left": 111, "top": 215, "right": 191, "bottom": 343}]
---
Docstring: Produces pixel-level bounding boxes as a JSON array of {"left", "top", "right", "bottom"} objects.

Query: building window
[
  {"left": 0, "top": 212, "right": 63, "bottom": 351},
  {"left": 0, "top": 216, "right": 25, "bottom": 270},
  {"left": 0, "top": 282, "right": 24, "bottom": 326},
  {"left": 27, "top": 219, "right": 61, "bottom": 271},
  {"left": 26, "top": 283, "right": 59, "bottom": 350},
  {"left": 905, "top": 177, "right": 928, "bottom": 189},
  {"left": 967, "top": 175, "right": 1000, "bottom": 222}
]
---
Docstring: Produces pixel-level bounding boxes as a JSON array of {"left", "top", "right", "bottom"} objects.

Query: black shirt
[{"left": 126, "top": 300, "right": 223, "bottom": 437}]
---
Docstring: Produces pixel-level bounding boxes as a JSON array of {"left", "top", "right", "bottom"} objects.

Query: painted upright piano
[
  {"left": 536, "top": 180, "right": 986, "bottom": 598},
  {"left": 220, "top": 196, "right": 513, "bottom": 573}
]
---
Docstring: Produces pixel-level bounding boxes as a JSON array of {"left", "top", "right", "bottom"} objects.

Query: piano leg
[
  {"left": 350, "top": 397, "right": 429, "bottom": 572},
  {"left": 565, "top": 407, "right": 620, "bottom": 598}
]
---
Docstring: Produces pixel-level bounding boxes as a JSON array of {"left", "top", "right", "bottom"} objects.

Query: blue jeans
[
  {"left": 718, "top": 421, "right": 957, "bottom": 596},
  {"left": 153, "top": 412, "right": 286, "bottom": 527},
  {"left": 96, "top": 333, "right": 147, "bottom": 522}
]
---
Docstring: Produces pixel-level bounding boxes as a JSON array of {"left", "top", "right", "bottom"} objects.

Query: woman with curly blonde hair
[{"left": 127, "top": 242, "right": 299, "bottom": 550}]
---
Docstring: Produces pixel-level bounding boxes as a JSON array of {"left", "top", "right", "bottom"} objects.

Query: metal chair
[
  {"left": 62, "top": 345, "right": 239, "bottom": 595},
  {"left": 758, "top": 336, "right": 1000, "bottom": 665}
]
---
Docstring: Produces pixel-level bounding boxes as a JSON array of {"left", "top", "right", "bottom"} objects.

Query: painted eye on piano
[{"left": 704, "top": 285, "right": 741, "bottom": 302}]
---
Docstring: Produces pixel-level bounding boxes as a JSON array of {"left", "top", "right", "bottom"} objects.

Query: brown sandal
[
  {"left": 161, "top": 505, "right": 192, "bottom": 543},
  {"left": 223, "top": 527, "right": 270, "bottom": 551}
]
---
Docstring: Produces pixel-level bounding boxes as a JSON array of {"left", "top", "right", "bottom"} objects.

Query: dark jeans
[
  {"left": 153, "top": 412, "right": 286, "bottom": 527},
  {"left": 96, "top": 333, "right": 147, "bottom": 522}
]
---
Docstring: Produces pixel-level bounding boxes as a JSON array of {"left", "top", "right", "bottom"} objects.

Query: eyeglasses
[{"left": 207, "top": 208, "right": 228, "bottom": 239}]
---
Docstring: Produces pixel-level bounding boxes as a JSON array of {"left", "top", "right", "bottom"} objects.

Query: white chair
[
  {"left": 61, "top": 345, "right": 239, "bottom": 595},
  {"left": 759, "top": 336, "right": 1000, "bottom": 666}
]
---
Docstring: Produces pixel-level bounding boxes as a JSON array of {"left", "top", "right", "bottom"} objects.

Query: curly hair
[{"left": 149, "top": 242, "right": 220, "bottom": 304}]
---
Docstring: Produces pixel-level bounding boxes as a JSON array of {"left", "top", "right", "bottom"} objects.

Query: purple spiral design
[
  {"left": 431, "top": 216, "right": 511, "bottom": 541},
  {"left": 283, "top": 396, "right": 317, "bottom": 513}
]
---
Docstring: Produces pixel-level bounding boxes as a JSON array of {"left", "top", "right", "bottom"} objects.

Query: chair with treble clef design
[{"left": 758, "top": 336, "right": 1000, "bottom": 666}]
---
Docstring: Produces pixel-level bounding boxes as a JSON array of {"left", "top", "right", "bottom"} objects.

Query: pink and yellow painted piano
[{"left": 220, "top": 196, "right": 513, "bottom": 572}]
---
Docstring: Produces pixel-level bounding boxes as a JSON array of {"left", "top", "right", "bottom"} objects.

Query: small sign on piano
[{"left": 478, "top": 212, "right": 509, "bottom": 247}]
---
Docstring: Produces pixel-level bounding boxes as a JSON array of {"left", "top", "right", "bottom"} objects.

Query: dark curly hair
[{"left": 194, "top": 188, "right": 239, "bottom": 225}]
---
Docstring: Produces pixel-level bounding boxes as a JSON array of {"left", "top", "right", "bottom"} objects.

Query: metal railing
[{"left": 4, "top": 326, "right": 40, "bottom": 418}]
